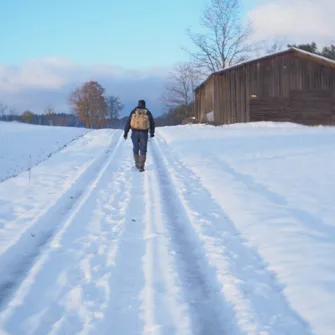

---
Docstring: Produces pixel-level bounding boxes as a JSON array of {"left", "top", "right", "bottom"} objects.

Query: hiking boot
[
  {"left": 138, "top": 154, "right": 146, "bottom": 172},
  {"left": 134, "top": 154, "right": 140, "bottom": 169}
]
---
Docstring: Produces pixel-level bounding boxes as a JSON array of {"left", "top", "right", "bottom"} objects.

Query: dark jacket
[{"left": 124, "top": 103, "right": 155, "bottom": 137}]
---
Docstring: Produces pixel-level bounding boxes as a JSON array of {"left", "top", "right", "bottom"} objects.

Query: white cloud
[
  {"left": 248, "top": 0, "right": 335, "bottom": 45},
  {"left": 0, "top": 58, "right": 170, "bottom": 116}
]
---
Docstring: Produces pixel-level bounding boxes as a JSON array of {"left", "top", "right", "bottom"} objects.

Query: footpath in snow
[{"left": 0, "top": 122, "right": 334, "bottom": 335}]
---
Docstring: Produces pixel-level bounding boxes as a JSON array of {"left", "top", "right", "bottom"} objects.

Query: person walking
[{"left": 123, "top": 99, "right": 155, "bottom": 172}]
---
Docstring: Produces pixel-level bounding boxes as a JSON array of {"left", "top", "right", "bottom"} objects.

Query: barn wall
[
  {"left": 195, "top": 76, "right": 215, "bottom": 122},
  {"left": 195, "top": 51, "right": 335, "bottom": 125},
  {"left": 332, "top": 92, "right": 335, "bottom": 125},
  {"left": 250, "top": 90, "right": 333, "bottom": 125}
]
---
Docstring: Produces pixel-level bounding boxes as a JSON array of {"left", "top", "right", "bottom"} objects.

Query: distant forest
[
  {"left": 0, "top": 77, "right": 194, "bottom": 129},
  {"left": 0, "top": 106, "right": 192, "bottom": 129},
  {"left": 0, "top": 111, "right": 125, "bottom": 129}
]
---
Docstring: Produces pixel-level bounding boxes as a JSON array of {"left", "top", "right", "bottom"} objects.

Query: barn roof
[{"left": 194, "top": 47, "right": 335, "bottom": 92}]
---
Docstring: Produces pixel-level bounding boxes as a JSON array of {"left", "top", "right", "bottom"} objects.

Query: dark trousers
[{"left": 131, "top": 131, "right": 148, "bottom": 155}]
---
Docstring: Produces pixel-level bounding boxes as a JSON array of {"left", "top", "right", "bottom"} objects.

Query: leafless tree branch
[
  {"left": 184, "top": 0, "right": 254, "bottom": 75},
  {"left": 106, "top": 95, "right": 123, "bottom": 120},
  {"left": 161, "top": 62, "right": 202, "bottom": 117},
  {"left": 0, "top": 102, "right": 8, "bottom": 118}
]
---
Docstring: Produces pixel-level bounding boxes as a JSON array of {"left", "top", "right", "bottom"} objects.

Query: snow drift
[{"left": 0, "top": 121, "right": 89, "bottom": 182}]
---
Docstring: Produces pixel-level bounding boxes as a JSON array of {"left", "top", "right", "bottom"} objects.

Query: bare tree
[
  {"left": 249, "top": 36, "right": 287, "bottom": 58},
  {"left": 44, "top": 105, "right": 55, "bottom": 114},
  {"left": 9, "top": 108, "right": 17, "bottom": 121},
  {"left": 44, "top": 105, "right": 55, "bottom": 126},
  {"left": 185, "top": 0, "right": 253, "bottom": 74},
  {"left": 106, "top": 96, "right": 123, "bottom": 120},
  {"left": 0, "top": 102, "right": 8, "bottom": 120},
  {"left": 69, "top": 81, "right": 107, "bottom": 128},
  {"left": 264, "top": 38, "right": 286, "bottom": 54},
  {"left": 161, "top": 62, "right": 201, "bottom": 117}
]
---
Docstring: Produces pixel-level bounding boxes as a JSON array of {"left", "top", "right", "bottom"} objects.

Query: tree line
[
  {"left": 0, "top": 81, "right": 125, "bottom": 129},
  {"left": 0, "top": 107, "right": 83, "bottom": 127},
  {"left": 159, "top": 0, "right": 335, "bottom": 126},
  {"left": 68, "top": 80, "right": 124, "bottom": 128}
]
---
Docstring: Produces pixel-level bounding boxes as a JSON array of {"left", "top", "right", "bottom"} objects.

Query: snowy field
[
  {"left": 0, "top": 121, "right": 334, "bottom": 335},
  {"left": 0, "top": 122, "right": 89, "bottom": 182}
]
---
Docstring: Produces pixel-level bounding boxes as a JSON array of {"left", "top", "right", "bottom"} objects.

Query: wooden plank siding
[
  {"left": 194, "top": 49, "right": 335, "bottom": 125},
  {"left": 250, "top": 90, "right": 332, "bottom": 125},
  {"left": 332, "top": 92, "right": 335, "bottom": 125}
]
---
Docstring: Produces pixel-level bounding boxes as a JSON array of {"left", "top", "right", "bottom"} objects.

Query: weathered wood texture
[
  {"left": 250, "top": 90, "right": 333, "bottom": 125},
  {"left": 194, "top": 50, "right": 335, "bottom": 125}
]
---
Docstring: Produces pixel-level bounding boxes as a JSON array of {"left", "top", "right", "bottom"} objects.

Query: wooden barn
[{"left": 194, "top": 47, "right": 335, "bottom": 125}]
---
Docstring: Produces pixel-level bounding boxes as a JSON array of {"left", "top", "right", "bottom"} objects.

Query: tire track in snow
[
  {"left": 153, "top": 135, "right": 314, "bottom": 335},
  {"left": 44, "top": 142, "right": 133, "bottom": 335},
  {"left": 140, "top": 155, "right": 193, "bottom": 334},
  {"left": 150, "top": 138, "right": 232, "bottom": 335},
  {"left": 0, "top": 134, "right": 129, "bottom": 334},
  {"left": 0, "top": 131, "right": 122, "bottom": 312},
  {"left": 93, "top": 156, "right": 147, "bottom": 334}
]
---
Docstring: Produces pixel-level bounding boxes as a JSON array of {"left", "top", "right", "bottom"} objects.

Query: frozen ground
[
  {"left": 0, "top": 121, "right": 89, "bottom": 182},
  {"left": 0, "top": 122, "right": 334, "bottom": 335}
]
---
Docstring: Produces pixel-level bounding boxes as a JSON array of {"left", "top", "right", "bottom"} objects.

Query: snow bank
[
  {"left": 158, "top": 122, "right": 335, "bottom": 335},
  {"left": 0, "top": 122, "right": 89, "bottom": 182}
]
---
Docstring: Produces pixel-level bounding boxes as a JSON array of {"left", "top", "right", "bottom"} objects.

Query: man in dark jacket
[{"left": 124, "top": 99, "right": 155, "bottom": 172}]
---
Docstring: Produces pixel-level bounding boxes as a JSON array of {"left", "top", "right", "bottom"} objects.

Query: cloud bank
[
  {"left": 1, "top": 0, "right": 333, "bottom": 116},
  {"left": 0, "top": 58, "right": 169, "bottom": 117},
  {"left": 248, "top": 0, "right": 335, "bottom": 45}
]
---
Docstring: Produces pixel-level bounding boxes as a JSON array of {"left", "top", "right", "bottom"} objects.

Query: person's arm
[
  {"left": 147, "top": 110, "right": 155, "bottom": 137},
  {"left": 124, "top": 109, "right": 135, "bottom": 138}
]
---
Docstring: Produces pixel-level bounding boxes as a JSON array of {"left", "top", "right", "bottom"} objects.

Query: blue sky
[
  {"left": 0, "top": 0, "right": 332, "bottom": 115},
  {"left": 0, "top": 0, "right": 254, "bottom": 67},
  {"left": 0, "top": 0, "right": 204, "bottom": 67}
]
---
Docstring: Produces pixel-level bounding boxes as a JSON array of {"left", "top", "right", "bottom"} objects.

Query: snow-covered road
[
  {"left": 0, "top": 131, "right": 231, "bottom": 334},
  {"left": 0, "top": 123, "right": 334, "bottom": 335}
]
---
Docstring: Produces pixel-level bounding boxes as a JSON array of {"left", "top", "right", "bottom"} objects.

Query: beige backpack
[{"left": 130, "top": 108, "right": 150, "bottom": 130}]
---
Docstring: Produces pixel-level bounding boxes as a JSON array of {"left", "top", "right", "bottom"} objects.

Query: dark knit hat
[{"left": 138, "top": 100, "right": 146, "bottom": 108}]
